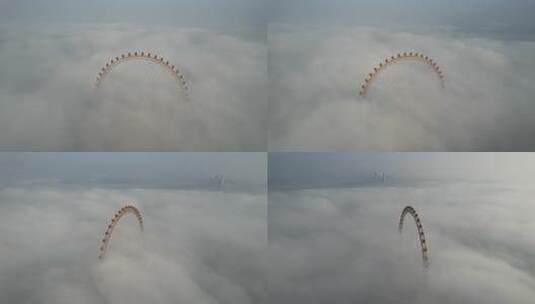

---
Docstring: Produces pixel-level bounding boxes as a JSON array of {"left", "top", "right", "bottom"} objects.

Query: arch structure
[
  {"left": 398, "top": 206, "right": 429, "bottom": 267},
  {"left": 99, "top": 204, "right": 144, "bottom": 260},
  {"left": 359, "top": 52, "right": 444, "bottom": 97},
  {"left": 94, "top": 51, "right": 190, "bottom": 101}
]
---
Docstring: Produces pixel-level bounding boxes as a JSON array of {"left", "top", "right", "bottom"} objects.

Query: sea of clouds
[
  {"left": 0, "top": 23, "right": 267, "bottom": 151},
  {"left": 269, "top": 180, "right": 535, "bottom": 303},
  {"left": 0, "top": 187, "right": 267, "bottom": 304},
  {"left": 269, "top": 25, "right": 535, "bottom": 150}
]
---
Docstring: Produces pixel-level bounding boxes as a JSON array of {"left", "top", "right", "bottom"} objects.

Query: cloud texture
[
  {"left": 269, "top": 181, "right": 535, "bottom": 303},
  {"left": 0, "top": 24, "right": 267, "bottom": 151},
  {"left": 0, "top": 187, "right": 266, "bottom": 303},
  {"left": 269, "top": 25, "right": 535, "bottom": 150}
]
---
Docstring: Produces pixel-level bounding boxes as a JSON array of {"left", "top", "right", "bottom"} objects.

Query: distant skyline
[
  {"left": 0, "top": 153, "right": 266, "bottom": 189},
  {"left": 269, "top": 153, "right": 535, "bottom": 188}
]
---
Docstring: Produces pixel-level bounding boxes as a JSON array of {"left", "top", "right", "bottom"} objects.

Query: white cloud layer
[
  {"left": 269, "top": 25, "right": 535, "bottom": 150},
  {"left": 0, "top": 187, "right": 266, "bottom": 303},
  {"left": 269, "top": 181, "right": 535, "bottom": 303},
  {"left": 0, "top": 24, "right": 267, "bottom": 151}
]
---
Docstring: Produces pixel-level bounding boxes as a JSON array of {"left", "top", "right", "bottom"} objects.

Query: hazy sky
[
  {"left": 0, "top": 0, "right": 267, "bottom": 27},
  {"left": 3, "top": 0, "right": 532, "bottom": 36},
  {"left": 0, "top": 153, "right": 266, "bottom": 188},
  {"left": 269, "top": 153, "right": 535, "bottom": 186},
  {"left": 3, "top": 0, "right": 533, "bottom": 34},
  {"left": 269, "top": 0, "right": 535, "bottom": 36}
]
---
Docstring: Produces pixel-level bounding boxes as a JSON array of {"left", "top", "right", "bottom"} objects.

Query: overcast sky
[
  {"left": 269, "top": 0, "right": 535, "bottom": 37},
  {"left": 269, "top": 153, "right": 535, "bottom": 187},
  {"left": 3, "top": 0, "right": 533, "bottom": 34},
  {"left": 0, "top": 153, "right": 266, "bottom": 189},
  {"left": 0, "top": 0, "right": 267, "bottom": 27}
]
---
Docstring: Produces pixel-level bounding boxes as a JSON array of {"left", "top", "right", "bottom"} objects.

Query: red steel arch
[
  {"left": 359, "top": 52, "right": 444, "bottom": 97},
  {"left": 99, "top": 204, "right": 144, "bottom": 260},
  {"left": 399, "top": 206, "right": 429, "bottom": 267},
  {"left": 94, "top": 51, "right": 190, "bottom": 101}
]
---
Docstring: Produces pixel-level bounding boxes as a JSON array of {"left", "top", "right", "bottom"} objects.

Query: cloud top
[
  {"left": 0, "top": 24, "right": 267, "bottom": 151},
  {"left": 269, "top": 25, "right": 535, "bottom": 150}
]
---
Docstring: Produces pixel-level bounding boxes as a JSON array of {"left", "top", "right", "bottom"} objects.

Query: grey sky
[
  {"left": 0, "top": 0, "right": 267, "bottom": 27},
  {"left": 269, "top": 0, "right": 535, "bottom": 36},
  {"left": 269, "top": 153, "right": 535, "bottom": 187},
  {"left": 3, "top": 0, "right": 533, "bottom": 34},
  {"left": 0, "top": 153, "right": 266, "bottom": 188}
]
